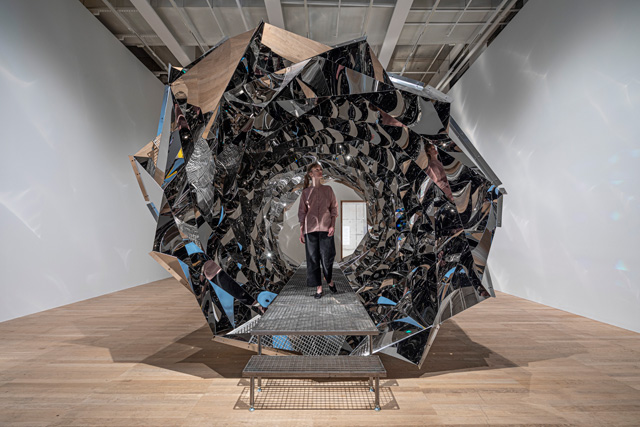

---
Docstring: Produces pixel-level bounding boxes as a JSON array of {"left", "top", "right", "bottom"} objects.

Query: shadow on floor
[
  {"left": 233, "top": 379, "right": 399, "bottom": 411},
  {"left": 73, "top": 305, "right": 585, "bottom": 382},
  {"left": 104, "top": 320, "right": 550, "bottom": 381},
  {"left": 382, "top": 322, "right": 517, "bottom": 379}
]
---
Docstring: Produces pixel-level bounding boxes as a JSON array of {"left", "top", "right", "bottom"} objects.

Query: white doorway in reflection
[{"left": 341, "top": 201, "right": 367, "bottom": 258}]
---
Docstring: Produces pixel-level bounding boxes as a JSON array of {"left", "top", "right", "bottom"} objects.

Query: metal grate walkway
[{"left": 251, "top": 265, "right": 379, "bottom": 336}]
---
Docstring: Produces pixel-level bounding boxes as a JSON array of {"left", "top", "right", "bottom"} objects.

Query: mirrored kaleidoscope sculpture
[{"left": 129, "top": 22, "right": 504, "bottom": 367}]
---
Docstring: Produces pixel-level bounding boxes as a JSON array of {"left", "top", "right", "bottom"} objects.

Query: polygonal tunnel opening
[{"left": 129, "top": 21, "right": 503, "bottom": 367}]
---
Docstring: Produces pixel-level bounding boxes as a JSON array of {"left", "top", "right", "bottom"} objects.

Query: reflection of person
[
  {"left": 298, "top": 163, "right": 338, "bottom": 299},
  {"left": 425, "top": 144, "right": 454, "bottom": 201}
]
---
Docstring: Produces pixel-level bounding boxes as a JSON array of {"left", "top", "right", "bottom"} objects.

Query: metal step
[
  {"left": 242, "top": 355, "right": 386, "bottom": 378},
  {"left": 243, "top": 355, "right": 386, "bottom": 411}
]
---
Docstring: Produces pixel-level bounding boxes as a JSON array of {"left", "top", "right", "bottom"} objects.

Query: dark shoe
[
  {"left": 328, "top": 283, "right": 337, "bottom": 294},
  {"left": 314, "top": 291, "right": 323, "bottom": 299}
]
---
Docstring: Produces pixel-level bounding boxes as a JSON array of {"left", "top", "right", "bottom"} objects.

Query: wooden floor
[{"left": 1, "top": 278, "right": 639, "bottom": 426}]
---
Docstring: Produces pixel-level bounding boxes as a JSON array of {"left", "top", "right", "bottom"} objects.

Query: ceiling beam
[
  {"left": 205, "top": 0, "right": 226, "bottom": 38},
  {"left": 361, "top": 0, "right": 374, "bottom": 36},
  {"left": 377, "top": 0, "right": 413, "bottom": 69},
  {"left": 236, "top": 0, "right": 251, "bottom": 31},
  {"left": 436, "top": 0, "right": 517, "bottom": 91},
  {"left": 400, "top": 0, "right": 440, "bottom": 75},
  {"left": 404, "top": 21, "right": 507, "bottom": 26},
  {"left": 424, "top": 43, "right": 463, "bottom": 87},
  {"left": 410, "top": 6, "right": 503, "bottom": 12},
  {"left": 397, "top": 71, "right": 437, "bottom": 75},
  {"left": 420, "top": 43, "right": 445, "bottom": 82},
  {"left": 304, "top": 0, "right": 310, "bottom": 38},
  {"left": 264, "top": 0, "right": 285, "bottom": 29},
  {"left": 280, "top": 0, "right": 392, "bottom": 6},
  {"left": 101, "top": 0, "right": 166, "bottom": 70},
  {"left": 130, "top": 0, "right": 191, "bottom": 67},
  {"left": 335, "top": 0, "right": 341, "bottom": 37},
  {"left": 168, "top": 0, "right": 208, "bottom": 53},
  {"left": 446, "top": 0, "right": 473, "bottom": 37}
]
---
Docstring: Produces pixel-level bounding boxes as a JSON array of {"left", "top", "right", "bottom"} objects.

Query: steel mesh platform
[
  {"left": 242, "top": 355, "right": 386, "bottom": 378},
  {"left": 251, "top": 265, "right": 378, "bottom": 336}
]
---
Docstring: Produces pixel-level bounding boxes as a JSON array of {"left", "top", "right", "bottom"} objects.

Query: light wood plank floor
[{"left": 1, "top": 278, "right": 639, "bottom": 426}]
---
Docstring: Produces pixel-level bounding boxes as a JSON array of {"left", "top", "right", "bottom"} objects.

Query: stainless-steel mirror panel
[
  {"left": 155, "top": 86, "right": 173, "bottom": 180},
  {"left": 407, "top": 96, "right": 445, "bottom": 136},
  {"left": 134, "top": 158, "right": 164, "bottom": 213}
]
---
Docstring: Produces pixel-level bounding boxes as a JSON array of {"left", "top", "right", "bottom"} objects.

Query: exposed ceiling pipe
[
  {"left": 235, "top": 0, "right": 251, "bottom": 31},
  {"left": 413, "top": 0, "right": 469, "bottom": 83},
  {"left": 436, "top": 0, "right": 518, "bottom": 91},
  {"left": 420, "top": 43, "right": 445, "bottom": 82},
  {"left": 446, "top": 0, "right": 473, "bottom": 37},
  {"left": 410, "top": 6, "right": 501, "bottom": 12},
  {"left": 89, "top": 7, "right": 138, "bottom": 14},
  {"left": 463, "top": 0, "right": 506, "bottom": 52},
  {"left": 304, "top": 0, "right": 310, "bottom": 38},
  {"left": 115, "top": 33, "right": 158, "bottom": 40},
  {"left": 168, "top": 0, "right": 208, "bottom": 53},
  {"left": 422, "top": 42, "right": 463, "bottom": 87},
  {"left": 406, "top": 21, "right": 504, "bottom": 26},
  {"left": 431, "top": 1, "right": 505, "bottom": 85},
  {"left": 361, "top": 0, "right": 374, "bottom": 36},
  {"left": 438, "top": 0, "right": 510, "bottom": 85},
  {"left": 205, "top": 0, "right": 226, "bottom": 37},
  {"left": 335, "top": 0, "right": 341, "bottom": 38},
  {"left": 280, "top": 0, "right": 392, "bottom": 6},
  {"left": 400, "top": 0, "right": 440, "bottom": 76},
  {"left": 101, "top": 0, "right": 166, "bottom": 70},
  {"left": 130, "top": 0, "right": 191, "bottom": 67}
]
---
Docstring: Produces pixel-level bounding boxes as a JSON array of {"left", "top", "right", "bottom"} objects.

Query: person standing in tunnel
[{"left": 298, "top": 162, "right": 338, "bottom": 299}]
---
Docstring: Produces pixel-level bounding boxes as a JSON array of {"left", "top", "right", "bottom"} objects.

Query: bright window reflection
[{"left": 341, "top": 201, "right": 367, "bottom": 257}]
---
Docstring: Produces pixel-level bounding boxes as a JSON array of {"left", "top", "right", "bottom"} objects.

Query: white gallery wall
[
  {"left": 0, "top": 0, "right": 168, "bottom": 322},
  {"left": 448, "top": 0, "right": 640, "bottom": 332}
]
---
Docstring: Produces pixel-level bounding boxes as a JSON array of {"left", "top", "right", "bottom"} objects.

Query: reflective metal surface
[{"left": 130, "top": 21, "right": 503, "bottom": 366}]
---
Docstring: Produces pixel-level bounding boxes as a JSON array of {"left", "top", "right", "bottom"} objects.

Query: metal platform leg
[
  {"left": 250, "top": 376, "right": 255, "bottom": 411},
  {"left": 374, "top": 376, "right": 380, "bottom": 411},
  {"left": 257, "top": 336, "right": 262, "bottom": 355},
  {"left": 369, "top": 377, "right": 373, "bottom": 392},
  {"left": 258, "top": 376, "right": 262, "bottom": 392}
]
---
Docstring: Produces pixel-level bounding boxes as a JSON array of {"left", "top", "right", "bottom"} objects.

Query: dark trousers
[{"left": 305, "top": 231, "right": 336, "bottom": 288}]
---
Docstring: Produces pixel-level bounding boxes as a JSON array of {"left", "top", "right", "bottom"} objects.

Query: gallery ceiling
[{"left": 79, "top": 0, "right": 527, "bottom": 91}]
